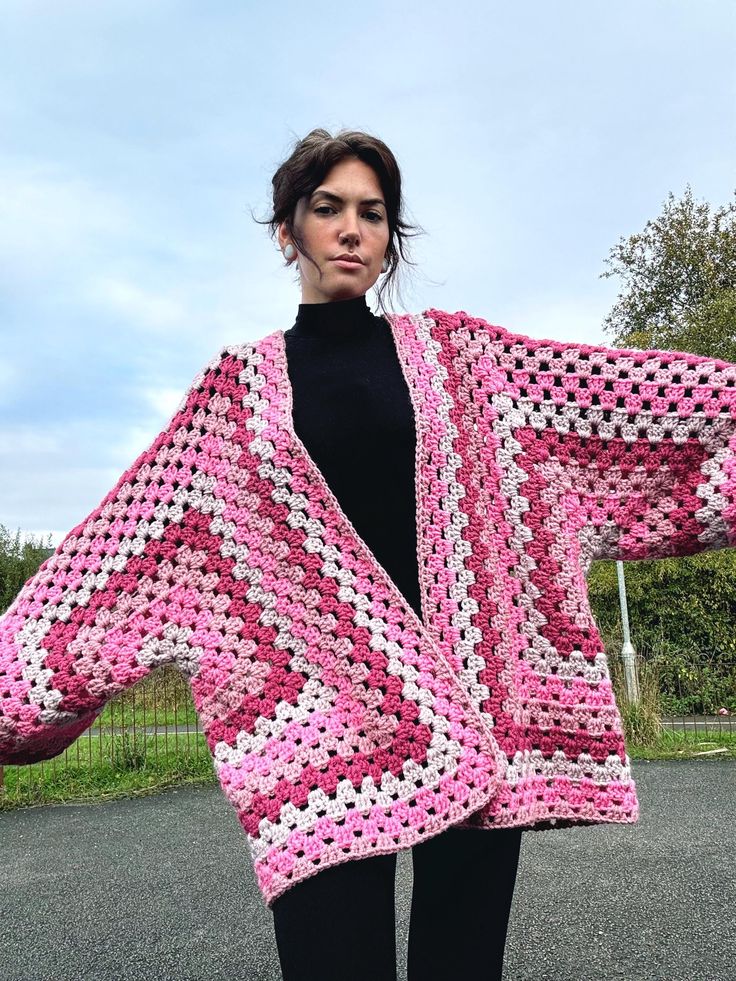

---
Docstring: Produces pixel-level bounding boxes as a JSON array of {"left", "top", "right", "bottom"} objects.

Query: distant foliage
[
  {"left": 594, "top": 184, "right": 736, "bottom": 715},
  {"left": 0, "top": 524, "right": 55, "bottom": 615},
  {"left": 589, "top": 551, "right": 736, "bottom": 659},
  {"left": 588, "top": 552, "right": 736, "bottom": 714},
  {"left": 600, "top": 184, "right": 736, "bottom": 362}
]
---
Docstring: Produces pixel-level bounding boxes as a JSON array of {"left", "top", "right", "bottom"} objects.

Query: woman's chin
[{"left": 323, "top": 284, "right": 367, "bottom": 302}]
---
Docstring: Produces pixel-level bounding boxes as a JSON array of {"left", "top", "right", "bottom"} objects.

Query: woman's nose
[{"left": 339, "top": 213, "right": 360, "bottom": 241}]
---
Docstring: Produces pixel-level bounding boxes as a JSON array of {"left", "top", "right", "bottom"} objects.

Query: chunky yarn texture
[{"left": 2, "top": 310, "right": 735, "bottom": 908}]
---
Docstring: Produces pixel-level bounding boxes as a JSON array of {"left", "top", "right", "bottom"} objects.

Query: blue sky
[{"left": 2, "top": 0, "right": 734, "bottom": 544}]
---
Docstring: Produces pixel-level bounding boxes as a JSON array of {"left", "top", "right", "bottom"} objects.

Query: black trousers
[{"left": 271, "top": 825, "right": 523, "bottom": 981}]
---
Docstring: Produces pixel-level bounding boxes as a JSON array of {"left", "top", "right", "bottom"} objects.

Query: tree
[
  {"left": 591, "top": 186, "right": 736, "bottom": 698},
  {"left": 0, "top": 524, "right": 54, "bottom": 615},
  {"left": 599, "top": 184, "right": 736, "bottom": 362}
]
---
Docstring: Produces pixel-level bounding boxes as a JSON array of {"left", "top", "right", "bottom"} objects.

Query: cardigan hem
[{"left": 259, "top": 792, "right": 639, "bottom": 909}]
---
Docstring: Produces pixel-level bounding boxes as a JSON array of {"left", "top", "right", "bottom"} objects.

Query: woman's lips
[{"left": 332, "top": 258, "right": 364, "bottom": 269}]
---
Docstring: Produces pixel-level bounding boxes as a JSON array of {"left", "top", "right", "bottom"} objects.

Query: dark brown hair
[{"left": 253, "top": 127, "right": 423, "bottom": 314}]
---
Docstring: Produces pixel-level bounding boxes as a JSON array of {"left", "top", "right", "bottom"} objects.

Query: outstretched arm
[
  {"left": 462, "top": 314, "right": 736, "bottom": 567},
  {"left": 0, "top": 345, "right": 228, "bottom": 765}
]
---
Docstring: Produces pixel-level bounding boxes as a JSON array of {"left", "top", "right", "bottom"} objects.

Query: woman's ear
[{"left": 277, "top": 221, "right": 289, "bottom": 252}]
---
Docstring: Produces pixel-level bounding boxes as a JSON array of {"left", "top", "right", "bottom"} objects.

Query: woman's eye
[{"left": 314, "top": 205, "right": 383, "bottom": 222}]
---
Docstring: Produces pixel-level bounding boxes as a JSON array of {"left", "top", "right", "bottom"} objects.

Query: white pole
[{"left": 616, "top": 559, "right": 640, "bottom": 704}]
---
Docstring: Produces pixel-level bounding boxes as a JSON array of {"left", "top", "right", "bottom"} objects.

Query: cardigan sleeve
[
  {"left": 473, "top": 320, "right": 736, "bottom": 565},
  {"left": 0, "top": 346, "right": 227, "bottom": 766}
]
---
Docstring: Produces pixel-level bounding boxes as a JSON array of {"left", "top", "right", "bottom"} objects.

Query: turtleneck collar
[{"left": 288, "top": 293, "right": 384, "bottom": 339}]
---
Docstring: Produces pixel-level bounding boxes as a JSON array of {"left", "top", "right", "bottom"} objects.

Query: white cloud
[
  {"left": 0, "top": 163, "right": 133, "bottom": 282},
  {"left": 14, "top": 529, "right": 66, "bottom": 548},
  {"left": 105, "top": 421, "right": 167, "bottom": 466},
  {"left": 0, "top": 358, "right": 19, "bottom": 406},
  {"left": 91, "top": 384, "right": 197, "bottom": 471},
  {"left": 0, "top": 424, "right": 60, "bottom": 455},
  {"left": 499, "top": 292, "right": 618, "bottom": 347},
  {"left": 140, "top": 385, "right": 189, "bottom": 419},
  {"left": 0, "top": 417, "right": 140, "bottom": 538},
  {"left": 88, "top": 276, "right": 189, "bottom": 332}
]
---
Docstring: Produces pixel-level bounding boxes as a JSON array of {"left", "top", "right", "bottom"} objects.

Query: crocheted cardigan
[{"left": 2, "top": 309, "right": 735, "bottom": 908}]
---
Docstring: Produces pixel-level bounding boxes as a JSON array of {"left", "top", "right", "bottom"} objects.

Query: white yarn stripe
[{"left": 410, "top": 315, "right": 491, "bottom": 714}]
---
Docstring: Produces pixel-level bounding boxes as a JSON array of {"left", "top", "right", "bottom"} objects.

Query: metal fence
[
  {"left": 652, "top": 651, "right": 735, "bottom": 743},
  {"left": 0, "top": 665, "right": 208, "bottom": 807},
  {"left": 1, "top": 654, "right": 734, "bottom": 807}
]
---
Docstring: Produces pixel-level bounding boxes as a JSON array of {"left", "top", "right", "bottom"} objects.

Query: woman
[
  {"left": 265, "top": 130, "right": 524, "bottom": 981},
  {"left": 2, "top": 128, "right": 735, "bottom": 981}
]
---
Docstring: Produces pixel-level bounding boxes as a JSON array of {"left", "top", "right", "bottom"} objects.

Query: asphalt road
[{"left": 1, "top": 759, "right": 734, "bottom": 981}]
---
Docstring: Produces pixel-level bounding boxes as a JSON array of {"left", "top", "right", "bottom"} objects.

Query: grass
[
  {"left": 627, "top": 729, "right": 736, "bottom": 760},
  {"left": 2, "top": 721, "right": 733, "bottom": 813},
  {"left": 97, "top": 665, "right": 199, "bottom": 730},
  {"left": 609, "top": 643, "right": 735, "bottom": 758},
  {"left": 0, "top": 733, "right": 216, "bottom": 811}
]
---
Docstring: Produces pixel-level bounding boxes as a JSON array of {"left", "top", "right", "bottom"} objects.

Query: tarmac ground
[{"left": 1, "top": 759, "right": 734, "bottom": 981}]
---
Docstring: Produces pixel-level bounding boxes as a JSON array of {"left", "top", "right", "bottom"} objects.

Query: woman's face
[{"left": 278, "top": 157, "right": 390, "bottom": 304}]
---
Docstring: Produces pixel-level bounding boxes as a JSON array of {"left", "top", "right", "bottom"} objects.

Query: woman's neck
[{"left": 289, "top": 293, "right": 381, "bottom": 338}]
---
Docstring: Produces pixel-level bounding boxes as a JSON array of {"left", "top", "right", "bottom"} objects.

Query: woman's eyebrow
[{"left": 310, "top": 189, "right": 386, "bottom": 208}]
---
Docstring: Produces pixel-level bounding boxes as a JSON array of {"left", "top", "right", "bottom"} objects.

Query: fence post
[{"left": 616, "top": 559, "right": 640, "bottom": 704}]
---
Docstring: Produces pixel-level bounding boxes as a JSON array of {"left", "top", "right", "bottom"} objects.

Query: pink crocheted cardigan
[{"left": 2, "top": 310, "right": 735, "bottom": 907}]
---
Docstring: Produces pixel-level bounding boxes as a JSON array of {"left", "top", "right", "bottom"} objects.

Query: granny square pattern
[{"left": 2, "top": 309, "right": 734, "bottom": 906}]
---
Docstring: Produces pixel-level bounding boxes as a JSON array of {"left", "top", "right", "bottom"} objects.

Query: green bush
[
  {"left": 111, "top": 731, "right": 149, "bottom": 772},
  {"left": 0, "top": 523, "right": 55, "bottom": 614},
  {"left": 588, "top": 550, "right": 736, "bottom": 716}
]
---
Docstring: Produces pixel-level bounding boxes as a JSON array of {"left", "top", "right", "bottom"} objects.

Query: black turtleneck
[{"left": 283, "top": 293, "right": 422, "bottom": 621}]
